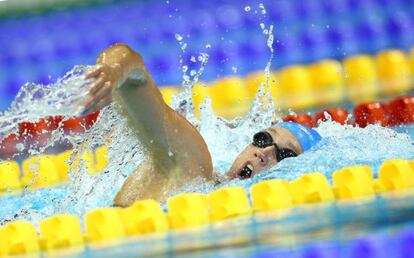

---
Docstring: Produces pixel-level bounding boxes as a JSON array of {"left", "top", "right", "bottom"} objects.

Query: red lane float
[
  {"left": 283, "top": 114, "right": 314, "bottom": 128},
  {"left": 61, "top": 117, "right": 86, "bottom": 134},
  {"left": 0, "top": 134, "right": 20, "bottom": 158},
  {"left": 387, "top": 96, "right": 414, "bottom": 126},
  {"left": 18, "top": 117, "right": 61, "bottom": 145},
  {"left": 353, "top": 102, "right": 389, "bottom": 128},
  {"left": 283, "top": 96, "right": 414, "bottom": 128},
  {"left": 314, "top": 108, "right": 349, "bottom": 125},
  {"left": 284, "top": 108, "right": 350, "bottom": 127},
  {"left": 0, "top": 111, "right": 100, "bottom": 158}
]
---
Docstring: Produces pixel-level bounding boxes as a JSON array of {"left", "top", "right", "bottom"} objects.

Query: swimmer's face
[{"left": 227, "top": 127, "right": 303, "bottom": 179}]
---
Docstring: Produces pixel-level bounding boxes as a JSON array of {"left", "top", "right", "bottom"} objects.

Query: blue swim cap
[{"left": 276, "top": 122, "right": 321, "bottom": 152}]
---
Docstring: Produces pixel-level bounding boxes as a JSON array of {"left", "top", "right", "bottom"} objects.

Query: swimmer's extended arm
[{"left": 82, "top": 44, "right": 213, "bottom": 206}]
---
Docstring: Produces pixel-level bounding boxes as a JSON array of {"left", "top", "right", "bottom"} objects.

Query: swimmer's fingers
[
  {"left": 87, "top": 75, "right": 106, "bottom": 95},
  {"left": 91, "top": 81, "right": 112, "bottom": 103},
  {"left": 81, "top": 100, "right": 97, "bottom": 116},
  {"left": 79, "top": 98, "right": 95, "bottom": 115},
  {"left": 83, "top": 65, "right": 104, "bottom": 80},
  {"left": 82, "top": 95, "right": 111, "bottom": 115},
  {"left": 79, "top": 93, "right": 99, "bottom": 115},
  {"left": 95, "top": 95, "right": 112, "bottom": 111},
  {"left": 82, "top": 81, "right": 112, "bottom": 114}
]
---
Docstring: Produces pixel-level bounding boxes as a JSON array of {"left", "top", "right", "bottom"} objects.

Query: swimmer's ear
[{"left": 113, "top": 161, "right": 177, "bottom": 207}]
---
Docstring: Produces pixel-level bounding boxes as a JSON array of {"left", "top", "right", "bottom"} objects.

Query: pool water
[
  {"left": 0, "top": 56, "right": 413, "bottom": 257},
  {"left": 1, "top": 100, "right": 413, "bottom": 226},
  {"left": 0, "top": 63, "right": 414, "bottom": 225},
  {"left": 8, "top": 187, "right": 414, "bottom": 257}
]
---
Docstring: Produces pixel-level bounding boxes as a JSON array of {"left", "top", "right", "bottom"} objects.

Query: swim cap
[{"left": 276, "top": 122, "right": 321, "bottom": 152}]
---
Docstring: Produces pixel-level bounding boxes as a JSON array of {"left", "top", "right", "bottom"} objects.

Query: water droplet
[
  {"left": 190, "top": 56, "right": 196, "bottom": 62},
  {"left": 183, "top": 74, "right": 190, "bottom": 81},
  {"left": 181, "top": 43, "right": 187, "bottom": 50},
  {"left": 168, "top": 151, "right": 174, "bottom": 157},
  {"left": 259, "top": 3, "right": 266, "bottom": 14},
  {"left": 16, "top": 143, "right": 24, "bottom": 152},
  {"left": 205, "top": 44, "right": 211, "bottom": 49},
  {"left": 175, "top": 33, "right": 183, "bottom": 41},
  {"left": 244, "top": 6, "right": 251, "bottom": 12},
  {"left": 198, "top": 53, "right": 209, "bottom": 62},
  {"left": 232, "top": 66, "right": 238, "bottom": 73},
  {"left": 260, "top": 23, "right": 265, "bottom": 30},
  {"left": 190, "top": 70, "right": 197, "bottom": 76},
  {"left": 182, "top": 65, "right": 188, "bottom": 73}
]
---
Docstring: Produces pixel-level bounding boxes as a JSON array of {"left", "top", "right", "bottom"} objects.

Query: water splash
[
  {"left": 0, "top": 65, "right": 146, "bottom": 224},
  {"left": 179, "top": 119, "right": 414, "bottom": 195},
  {"left": 259, "top": 3, "right": 267, "bottom": 15},
  {"left": 237, "top": 2, "right": 277, "bottom": 129},
  {"left": 0, "top": 3, "right": 413, "bottom": 229},
  {"left": 1, "top": 63, "right": 414, "bottom": 227},
  {"left": 0, "top": 66, "right": 90, "bottom": 140},
  {"left": 171, "top": 33, "right": 210, "bottom": 126},
  {"left": 0, "top": 25, "right": 215, "bottom": 225}
]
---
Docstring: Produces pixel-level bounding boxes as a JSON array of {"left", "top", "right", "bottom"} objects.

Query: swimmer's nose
[{"left": 254, "top": 146, "right": 275, "bottom": 167}]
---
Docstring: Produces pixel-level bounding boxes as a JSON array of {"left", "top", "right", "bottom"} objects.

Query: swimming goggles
[
  {"left": 239, "top": 131, "right": 297, "bottom": 179},
  {"left": 253, "top": 131, "right": 298, "bottom": 161}
]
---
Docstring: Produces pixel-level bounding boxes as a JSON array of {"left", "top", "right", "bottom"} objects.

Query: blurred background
[{"left": 0, "top": 0, "right": 413, "bottom": 111}]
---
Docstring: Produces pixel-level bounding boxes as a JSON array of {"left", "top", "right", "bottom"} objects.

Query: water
[
  {"left": 0, "top": 3, "right": 413, "bottom": 228},
  {"left": 0, "top": 66, "right": 89, "bottom": 140},
  {"left": 0, "top": 62, "right": 413, "bottom": 227},
  {"left": 0, "top": 66, "right": 147, "bottom": 225}
]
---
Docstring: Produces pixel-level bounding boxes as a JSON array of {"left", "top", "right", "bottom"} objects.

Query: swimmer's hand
[
  {"left": 79, "top": 43, "right": 146, "bottom": 115},
  {"left": 80, "top": 63, "right": 120, "bottom": 115}
]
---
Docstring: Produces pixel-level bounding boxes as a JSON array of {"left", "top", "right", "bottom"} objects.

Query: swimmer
[{"left": 80, "top": 44, "right": 321, "bottom": 207}]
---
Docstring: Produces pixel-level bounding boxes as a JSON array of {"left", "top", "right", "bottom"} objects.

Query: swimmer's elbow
[
  {"left": 113, "top": 191, "right": 131, "bottom": 208},
  {"left": 98, "top": 43, "right": 143, "bottom": 64},
  {"left": 114, "top": 43, "right": 143, "bottom": 60},
  {"left": 111, "top": 43, "right": 135, "bottom": 54}
]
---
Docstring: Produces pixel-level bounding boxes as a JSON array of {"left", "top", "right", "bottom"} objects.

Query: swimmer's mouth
[{"left": 239, "top": 163, "right": 253, "bottom": 179}]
